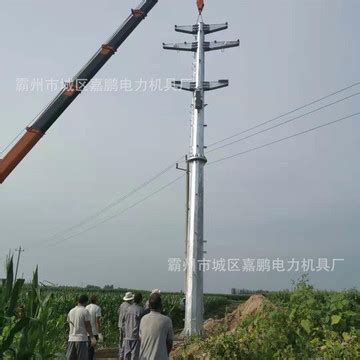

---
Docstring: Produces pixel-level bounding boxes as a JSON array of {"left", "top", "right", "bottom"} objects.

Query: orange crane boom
[
  {"left": 0, "top": 129, "right": 43, "bottom": 184},
  {"left": 0, "top": 0, "right": 159, "bottom": 184},
  {"left": 197, "top": 0, "right": 204, "bottom": 13}
]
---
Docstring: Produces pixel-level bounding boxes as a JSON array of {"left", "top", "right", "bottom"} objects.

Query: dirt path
[
  {"left": 94, "top": 340, "right": 184, "bottom": 359},
  {"left": 94, "top": 348, "right": 118, "bottom": 359}
]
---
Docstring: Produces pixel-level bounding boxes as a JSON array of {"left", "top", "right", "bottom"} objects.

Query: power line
[
  {"left": 206, "top": 91, "right": 360, "bottom": 155},
  {"left": 50, "top": 112, "right": 359, "bottom": 245},
  {"left": 0, "top": 129, "right": 26, "bottom": 155},
  {"left": 2, "top": 82, "right": 357, "bottom": 157},
  {"left": 0, "top": 96, "right": 62, "bottom": 155},
  {"left": 208, "top": 112, "right": 360, "bottom": 165},
  {"left": 33, "top": 91, "right": 359, "bottom": 246},
  {"left": 22, "top": 110, "right": 357, "bottom": 251},
  {"left": 50, "top": 174, "right": 185, "bottom": 246},
  {"left": 44, "top": 84, "right": 360, "bottom": 245},
  {"left": 40, "top": 156, "right": 184, "bottom": 244},
  {"left": 12, "top": 84, "right": 360, "bottom": 249},
  {"left": 207, "top": 81, "right": 360, "bottom": 149},
  {"left": 16, "top": 110, "right": 358, "bottom": 249}
]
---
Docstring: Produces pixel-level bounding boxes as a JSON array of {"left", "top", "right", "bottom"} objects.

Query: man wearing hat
[
  {"left": 123, "top": 293, "right": 144, "bottom": 360},
  {"left": 118, "top": 292, "right": 134, "bottom": 360}
]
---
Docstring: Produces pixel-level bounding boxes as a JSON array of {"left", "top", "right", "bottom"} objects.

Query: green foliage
[
  {"left": 2, "top": 262, "right": 359, "bottom": 358},
  {"left": 0, "top": 257, "right": 29, "bottom": 356},
  {"left": 198, "top": 278, "right": 360, "bottom": 359},
  {"left": 0, "top": 258, "right": 66, "bottom": 359}
]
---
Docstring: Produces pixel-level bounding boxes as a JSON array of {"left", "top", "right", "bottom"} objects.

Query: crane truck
[{"left": 0, "top": 0, "right": 158, "bottom": 184}]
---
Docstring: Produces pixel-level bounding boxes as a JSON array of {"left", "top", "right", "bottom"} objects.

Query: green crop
[
  {"left": 192, "top": 277, "right": 360, "bottom": 359},
  {"left": 3, "top": 261, "right": 358, "bottom": 359},
  {"left": 0, "top": 258, "right": 66, "bottom": 359}
]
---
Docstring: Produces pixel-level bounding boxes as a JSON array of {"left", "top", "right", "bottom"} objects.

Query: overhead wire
[
  {"left": 4, "top": 83, "right": 358, "bottom": 252},
  {"left": 47, "top": 111, "right": 360, "bottom": 246},
  {"left": 208, "top": 112, "right": 360, "bottom": 165},
  {"left": 34, "top": 84, "right": 360, "bottom": 246},
  {"left": 207, "top": 81, "right": 360, "bottom": 149},
  {"left": 37, "top": 156, "right": 185, "bottom": 245},
  {"left": 206, "top": 91, "right": 360, "bottom": 154},
  {"left": 0, "top": 91, "right": 65, "bottom": 155},
  {"left": 50, "top": 173, "right": 185, "bottom": 246}
]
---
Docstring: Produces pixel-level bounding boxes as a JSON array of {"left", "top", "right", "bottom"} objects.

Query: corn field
[
  {"left": 0, "top": 259, "right": 240, "bottom": 358},
  {"left": 0, "top": 258, "right": 66, "bottom": 359},
  {"left": 3, "top": 259, "right": 359, "bottom": 359}
]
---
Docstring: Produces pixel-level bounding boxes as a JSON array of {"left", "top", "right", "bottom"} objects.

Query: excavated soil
[
  {"left": 204, "top": 294, "right": 267, "bottom": 333},
  {"left": 170, "top": 294, "right": 269, "bottom": 359}
]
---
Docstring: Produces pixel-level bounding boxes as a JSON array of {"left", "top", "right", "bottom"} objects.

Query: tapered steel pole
[
  {"left": 163, "top": 10, "right": 239, "bottom": 336},
  {"left": 184, "top": 20, "right": 207, "bottom": 335}
]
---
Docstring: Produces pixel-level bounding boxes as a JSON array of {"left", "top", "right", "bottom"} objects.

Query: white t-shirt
[
  {"left": 67, "top": 305, "right": 91, "bottom": 342},
  {"left": 86, "top": 303, "right": 102, "bottom": 336}
]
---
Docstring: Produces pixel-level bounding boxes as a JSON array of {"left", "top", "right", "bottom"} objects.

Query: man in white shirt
[
  {"left": 86, "top": 295, "right": 102, "bottom": 360},
  {"left": 66, "top": 295, "right": 96, "bottom": 360}
]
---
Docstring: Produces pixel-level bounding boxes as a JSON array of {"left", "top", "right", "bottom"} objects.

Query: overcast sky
[{"left": 0, "top": 0, "right": 359, "bottom": 293}]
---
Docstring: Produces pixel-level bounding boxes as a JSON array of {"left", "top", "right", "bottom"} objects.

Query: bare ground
[{"left": 94, "top": 348, "right": 118, "bottom": 359}]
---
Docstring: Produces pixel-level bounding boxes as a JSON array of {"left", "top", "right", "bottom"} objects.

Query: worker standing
[
  {"left": 86, "top": 295, "right": 103, "bottom": 360},
  {"left": 139, "top": 293, "right": 174, "bottom": 360},
  {"left": 118, "top": 292, "right": 134, "bottom": 360},
  {"left": 123, "top": 293, "right": 144, "bottom": 360},
  {"left": 66, "top": 295, "right": 96, "bottom": 360},
  {"left": 143, "top": 289, "right": 161, "bottom": 316}
]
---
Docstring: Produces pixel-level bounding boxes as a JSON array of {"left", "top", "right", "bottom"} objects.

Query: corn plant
[
  {"left": 0, "top": 257, "right": 30, "bottom": 356},
  {"left": 0, "top": 258, "right": 66, "bottom": 359}
]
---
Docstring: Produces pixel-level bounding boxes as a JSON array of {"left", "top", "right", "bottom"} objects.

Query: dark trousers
[
  {"left": 88, "top": 335, "right": 99, "bottom": 360},
  {"left": 66, "top": 341, "right": 88, "bottom": 360},
  {"left": 124, "top": 339, "right": 140, "bottom": 360},
  {"left": 119, "top": 328, "right": 124, "bottom": 358}
]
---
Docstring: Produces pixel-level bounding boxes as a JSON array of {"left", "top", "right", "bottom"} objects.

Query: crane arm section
[
  {"left": 0, "top": 0, "right": 158, "bottom": 184},
  {"left": 197, "top": 0, "right": 204, "bottom": 13}
]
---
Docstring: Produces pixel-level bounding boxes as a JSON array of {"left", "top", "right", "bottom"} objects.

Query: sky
[{"left": 0, "top": 0, "right": 359, "bottom": 293}]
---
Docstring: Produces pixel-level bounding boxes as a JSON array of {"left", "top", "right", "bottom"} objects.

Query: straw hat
[{"left": 123, "top": 292, "right": 135, "bottom": 301}]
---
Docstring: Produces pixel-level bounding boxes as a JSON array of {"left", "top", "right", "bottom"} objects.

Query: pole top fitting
[{"left": 197, "top": 0, "right": 204, "bottom": 14}]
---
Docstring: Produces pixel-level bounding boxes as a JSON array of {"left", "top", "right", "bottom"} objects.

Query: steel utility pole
[
  {"left": 176, "top": 156, "right": 190, "bottom": 292},
  {"left": 164, "top": 1, "right": 239, "bottom": 335},
  {"left": 15, "top": 246, "right": 24, "bottom": 280}
]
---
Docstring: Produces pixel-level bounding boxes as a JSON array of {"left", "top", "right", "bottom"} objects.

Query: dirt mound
[
  {"left": 171, "top": 295, "right": 268, "bottom": 359},
  {"left": 204, "top": 294, "right": 267, "bottom": 334}
]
